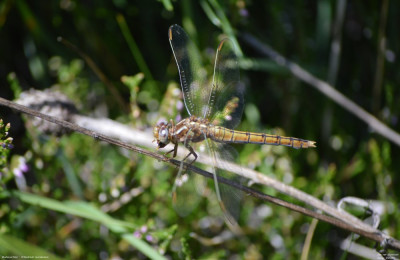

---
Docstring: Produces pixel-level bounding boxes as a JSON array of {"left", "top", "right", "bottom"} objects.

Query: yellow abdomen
[{"left": 209, "top": 126, "right": 316, "bottom": 149}]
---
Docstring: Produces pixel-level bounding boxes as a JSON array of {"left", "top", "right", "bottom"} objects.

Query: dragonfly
[{"left": 154, "top": 24, "right": 316, "bottom": 225}]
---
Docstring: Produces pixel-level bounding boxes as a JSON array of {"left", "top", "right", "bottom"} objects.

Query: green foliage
[
  {"left": 0, "top": 120, "right": 13, "bottom": 183},
  {"left": 0, "top": 0, "right": 399, "bottom": 259},
  {"left": 0, "top": 233, "right": 64, "bottom": 259}
]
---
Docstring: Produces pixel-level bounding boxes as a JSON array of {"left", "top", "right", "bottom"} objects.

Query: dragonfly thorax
[
  {"left": 154, "top": 116, "right": 213, "bottom": 150},
  {"left": 174, "top": 116, "right": 211, "bottom": 143}
]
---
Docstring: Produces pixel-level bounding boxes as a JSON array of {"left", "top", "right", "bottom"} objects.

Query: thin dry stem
[
  {"left": 240, "top": 32, "right": 400, "bottom": 148},
  {"left": 0, "top": 96, "right": 399, "bottom": 251}
]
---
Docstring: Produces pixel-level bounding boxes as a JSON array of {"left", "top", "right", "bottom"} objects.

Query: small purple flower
[
  {"left": 175, "top": 114, "right": 182, "bottom": 122},
  {"left": 133, "top": 230, "right": 142, "bottom": 238},
  {"left": 145, "top": 234, "right": 154, "bottom": 243},
  {"left": 18, "top": 157, "right": 29, "bottom": 173},
  {"left": 140, "top": 225, "right": 148, "bottom": 233},
  {"left": 20, "top": 163, "right": 29, "bottom": 173},
  {"left": 13, "top": 168, "right": 23, "bottom": 178},
  {"left": 176, "top": 100, "right": 184, "bottom": 111},
  {"left": 19, "top": 161, "right": 29, "bottom": 173},
  {"left": 13, "top": 161, "right": 27, "bottom": 191}
]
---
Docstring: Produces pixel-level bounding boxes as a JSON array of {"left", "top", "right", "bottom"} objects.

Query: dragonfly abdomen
[{"left": 209, "top": 126, "right": 316, "bottom": 149}]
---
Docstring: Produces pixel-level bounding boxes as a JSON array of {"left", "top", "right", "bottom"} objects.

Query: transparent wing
[
  {"left": 168, "top": 24, "right": 208, "bottom": 117},
  {"left": 172, "top": 163, "right": 206, "bottom": 217},
  {"left": 204, "top": 138, "right": 245, "bottom": 225},
  {"left": 171, "top": 132, "right": 208, "bottom": 217},
  {"left": 206, "top": 38, "right": 244, "bottom": 129},
  {"left": 171, "top": 134, "right": 244, "bottom": 224}
]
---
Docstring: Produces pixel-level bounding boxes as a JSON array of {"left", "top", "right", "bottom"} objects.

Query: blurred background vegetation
[{"left": 0, "top": 0, "right": 399, "bottom": 259}]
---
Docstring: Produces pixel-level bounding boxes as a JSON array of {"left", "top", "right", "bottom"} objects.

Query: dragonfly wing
[
  {"left": 172, "top": 136, "right": 208, "bottom": 217},
  {"left": 207, "top": 38, "right": 244, "bottom": 129},
  {"left": 172, "top": 164, "right": 205, "bottom": 217},
  {"left": 168, "top": 24, "right": 208, "bottom": 117},
  {"left": 172, "top": 134, "right": 244, "bottom": 224},
  {"left": 205, "top": 138, "right": 244, "bottom": 225}
]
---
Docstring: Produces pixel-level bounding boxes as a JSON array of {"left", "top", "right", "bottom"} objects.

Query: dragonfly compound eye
[
  {"left": 158, "top": 127, "right": 169, "bottom": 144},
  {"left": 154, "top": 122, "right": 170, "bottom": 148}
]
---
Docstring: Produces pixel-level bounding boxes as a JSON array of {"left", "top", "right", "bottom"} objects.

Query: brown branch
[
  {"left": 13, "top": 90, "right": 379, "bottom": 233},
  {"left": 239, "top": 32, "right": 400, "bottom": 148},
  {"left": 0, "top": 96, "right": 399, "bottom": 252}
]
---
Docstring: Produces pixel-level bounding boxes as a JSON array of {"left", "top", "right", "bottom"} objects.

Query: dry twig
[
  {"left": 0, "top": 96, "right": 399, "bottom": 251},
  {"left": 240, "top": 32, "right": 400, "bottom": 148}
]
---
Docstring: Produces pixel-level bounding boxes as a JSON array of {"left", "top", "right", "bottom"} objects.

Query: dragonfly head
[{"left": 153, "top": 121, "right": 170, "bottom": 149}]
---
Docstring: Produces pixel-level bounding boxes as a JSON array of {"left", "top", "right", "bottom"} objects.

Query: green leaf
[
  {"left": 0, "top": 233, "right": 64, "bottom": 259},
  {"left": 7, "top": 191, "right": 166, "bottom": 259}
]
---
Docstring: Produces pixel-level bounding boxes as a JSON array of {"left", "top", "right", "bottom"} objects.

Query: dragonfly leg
[
  {"left": 182, "top": 129, "right": 198, "bottom": 166},
  {"left": 164, "top": 143, "right": 178, "bottom": 159},
  {"left": 182, "top": 144, "right": 198, "bottom": 166}
]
